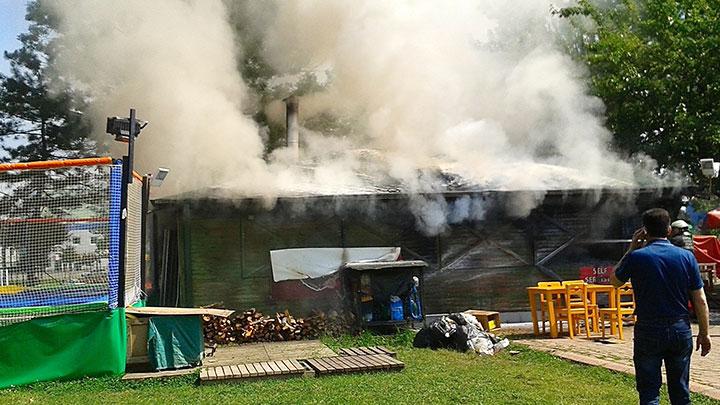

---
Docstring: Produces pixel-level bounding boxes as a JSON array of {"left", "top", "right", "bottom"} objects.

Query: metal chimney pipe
[{"left": 285, "top": 95, "right": 299, "bottom": 160}]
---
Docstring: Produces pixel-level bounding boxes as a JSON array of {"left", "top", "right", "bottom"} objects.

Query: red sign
[{"left": 579, "top": 266, "right": 613, "bottom": 284}]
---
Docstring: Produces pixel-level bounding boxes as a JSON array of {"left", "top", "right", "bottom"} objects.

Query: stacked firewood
[
  {"left": 202, "top": 308, "right": 329, "bottom": 345},
  {"left": 306, "top": 309, "right": 356, "bottom": 337},
  {"left": 235, "top": 309, "right": 307, "bottom": 342},
  {"left": 202, "top": 315, "right": 235, "bottom": 344}
]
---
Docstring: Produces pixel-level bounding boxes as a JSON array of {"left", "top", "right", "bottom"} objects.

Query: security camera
[
  {"left": 150, "top": 168, "right": 170, "bottom": 187},
  {"left": 700, "top": 158, "right": 719, "bottom": 178}
]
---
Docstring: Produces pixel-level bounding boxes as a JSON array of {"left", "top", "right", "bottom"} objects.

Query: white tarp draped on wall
[{"left": 270, "top": 247, "right": 400, "bottom": 282}]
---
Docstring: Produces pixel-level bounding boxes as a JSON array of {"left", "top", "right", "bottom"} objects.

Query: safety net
[
  {"left": 0, "top": 157, "right": 140, "bottom": 325},
  {"left": 125, "top": 174, "right": 143, "bottom": 305}
]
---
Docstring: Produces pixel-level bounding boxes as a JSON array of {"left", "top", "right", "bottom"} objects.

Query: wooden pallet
[
  {"left": 338, "top": 346, "right": 396, "bottom": 358},
  {"left": 304, "top": 354, "right": 404, "bottom": 376},
  {"left": 199, "top": 359, "right": 307, "bottom": 384}
]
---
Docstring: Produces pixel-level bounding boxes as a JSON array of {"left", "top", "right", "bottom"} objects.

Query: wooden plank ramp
[
  {"left": 124, "top": 367, "right": 198, "bottom": 381},
  {"left": 305, "top": 354, "right": 404, "bottom": 376},
  {"left": 339, "top": 346, "right": 397, "bottom": 358},
  {"left": 199, "top": 359, "right": 307, "bottom": 384}
]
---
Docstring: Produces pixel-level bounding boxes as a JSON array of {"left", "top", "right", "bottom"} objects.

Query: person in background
[
  {"left": 612, "top": 208, "right": 711, "bottom": 405},
  {"left": 669, "top": 219, "right": 694, "bottom": 251}
]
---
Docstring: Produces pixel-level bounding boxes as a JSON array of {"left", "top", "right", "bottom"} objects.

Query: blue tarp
[{"left": 0, "top": 289, "right": 108, "bottom": 308}]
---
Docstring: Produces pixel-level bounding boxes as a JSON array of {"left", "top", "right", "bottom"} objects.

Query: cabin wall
[
  {"left": 426, "top": 220, "right": 536, "bottom": 313},
  {"left": 151, "top": 190, "right": 682, "bottom": 315}
]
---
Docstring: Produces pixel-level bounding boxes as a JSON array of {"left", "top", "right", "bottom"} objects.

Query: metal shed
[{"left": 342, "top": 260, "right": 427, "bottom": 328}]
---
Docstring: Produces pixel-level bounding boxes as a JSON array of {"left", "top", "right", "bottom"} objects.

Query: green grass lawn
[{"left": 2, "top": 331, "right": 718, "bottom": 405}]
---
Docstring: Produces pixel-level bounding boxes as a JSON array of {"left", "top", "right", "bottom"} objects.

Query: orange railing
[{"left": 0, "top": 157, "right": 113, "bottom": 172}]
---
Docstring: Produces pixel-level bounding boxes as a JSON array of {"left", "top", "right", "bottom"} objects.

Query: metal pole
[
  {"left": 127, "top": 108, "right": 136, "bottom": 184},
  {"left": 285, "top": 96, "right": 299, "bottom": 161},
  {"left": 710, "top": 178, "right": 714, "bottom": 196},
  {"left": 140, "top": 175, "right": 149, "bottom": 299}
]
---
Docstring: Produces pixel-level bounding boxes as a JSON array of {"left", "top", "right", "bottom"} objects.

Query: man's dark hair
[{"left": 642, "top": 208, "right": 671, "bottom": 238}]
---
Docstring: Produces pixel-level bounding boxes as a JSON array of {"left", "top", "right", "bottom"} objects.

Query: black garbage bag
[
  {"left": 431, "top": 316, "right": 457, "bottom": 339},
  {"left": 412, "top": 327, "right": 434, "bottom": 348},
  {"left": 413, "top": 313, "right": 510, "bottom": 355},
  {"left": 413, "top": 316, "right": 457, "bottom": 349},
  {"left": 451, "top": 325, "right": 472, "bottom": 351},
  {"left": 448, "top": 313, "right": 469, "bottom": 326}
]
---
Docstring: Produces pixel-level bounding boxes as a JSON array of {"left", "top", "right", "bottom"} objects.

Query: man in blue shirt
[{"left": 612, "top": 208, "right": 711, "bottom": 405}]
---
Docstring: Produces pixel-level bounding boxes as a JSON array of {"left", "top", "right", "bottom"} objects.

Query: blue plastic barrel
[{"left": 390, "top": 296, "right": 404, "bottom": 321}]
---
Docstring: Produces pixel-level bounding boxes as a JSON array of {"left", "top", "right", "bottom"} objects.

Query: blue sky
[
  {"left": 0, "top": 1, "right": 30, "bottom": 157},
  {"left": 0, "top": 0, "right": 30, "bottom": 75}
]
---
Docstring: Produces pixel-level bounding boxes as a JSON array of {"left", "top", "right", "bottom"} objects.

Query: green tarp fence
[{"left": 0, "top": 309, "right": 126, "bottom": 389}]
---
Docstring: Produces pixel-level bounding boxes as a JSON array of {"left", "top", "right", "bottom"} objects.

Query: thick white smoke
[
  {"left": 249, "top": 0, "right": 647, "bottom": 233},
  {"left": 45, "top": 0, "right": 673, "bottom": 235},
  {"left": 254, "top": 1, "right": 636, "bottom": 187},
  {"left": 46, "top": 0, "right": 273, "bottom": 197}
]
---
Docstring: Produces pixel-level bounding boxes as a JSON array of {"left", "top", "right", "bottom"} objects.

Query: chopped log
[{"left": 202, "top": 307, "right": 342, "bottom": 345}]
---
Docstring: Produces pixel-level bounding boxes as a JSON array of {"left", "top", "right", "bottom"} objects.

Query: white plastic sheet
[{"left": 270, "top": 247, "right": 400, "bottom": 282}]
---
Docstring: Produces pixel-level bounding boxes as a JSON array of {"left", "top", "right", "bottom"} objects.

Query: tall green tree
[
  {"left": 0, "top": 3, "right": 103, "bottom": 279},
  {"left": 0, "top": 1, "right": 94, "bottom": 162},
  {"left": 557, "top": 0, "right": 720, "bottom": 180}
]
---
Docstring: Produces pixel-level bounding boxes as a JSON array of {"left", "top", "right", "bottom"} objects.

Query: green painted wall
[
  {"left": 162, "top": 190, "right": 677, "bottom": 314},
  {"left": 187, "top": 219, "right": 271, "bottom": 311}
]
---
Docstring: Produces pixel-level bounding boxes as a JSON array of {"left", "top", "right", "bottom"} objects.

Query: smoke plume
[
  {"left": 44, "top": 0, "right": 677, "bottom": 235},
  {"left": 46, "top": 0, "right": 273, "bottom": 197}
]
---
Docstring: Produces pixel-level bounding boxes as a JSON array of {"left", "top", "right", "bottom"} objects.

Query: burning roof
[{"left": 154, "top": 152, "right": 642, "bottom": 204}]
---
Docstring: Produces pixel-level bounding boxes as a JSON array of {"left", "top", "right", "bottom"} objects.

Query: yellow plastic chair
[
  {"left": 537, "top": 281, "right": 561, "bottom": 333},
  {"left": 600, "top": 283, "right": 635, "bottom": 340},
  {"left": 538, "top": 282, "right": 562, "bottom": 288},
  {"left": 556, "top": 283, "right": 592, "bottom": 339}
]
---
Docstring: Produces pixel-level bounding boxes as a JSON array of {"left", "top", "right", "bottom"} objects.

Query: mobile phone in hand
[{"left": 631, "top": 227, "right": 647, "bottom": 248}]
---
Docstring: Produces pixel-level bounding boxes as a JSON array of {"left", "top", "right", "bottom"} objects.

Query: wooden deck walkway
[
  {"left": 198, "top": 346, "right": 404, "bottom": 384},
  {"left": 200, "top": 359, "right": 307, "bottom": 383},
  {"left": 338, "top": 346, "right": 396, "bottom": 358},
  {"left": 304, "top": 354, "right": 403, "bottom": 376}
]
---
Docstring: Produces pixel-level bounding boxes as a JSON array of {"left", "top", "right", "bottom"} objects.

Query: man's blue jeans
[{"left": 633, "top": 318, "right": 693, "bottom": 405}]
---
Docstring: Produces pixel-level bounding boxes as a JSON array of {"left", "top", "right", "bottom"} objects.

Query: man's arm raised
[{"left": 612, "top": 228, "right": 647, "bottom": 287}]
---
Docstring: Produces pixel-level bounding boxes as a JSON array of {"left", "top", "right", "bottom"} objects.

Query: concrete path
[{"left": 514, "top": 325, "right": 720, "bottom": 400}]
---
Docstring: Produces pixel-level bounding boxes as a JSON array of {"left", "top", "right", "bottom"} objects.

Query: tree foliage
[
  {"left": 0, "top": 1, "right": 95, "bottom": 162},
  {"left": 557, "top": 0, "right": 720, "bottom": 180},
  {"left": 0, "top": 2, "right": 106, "bottom": 276}
]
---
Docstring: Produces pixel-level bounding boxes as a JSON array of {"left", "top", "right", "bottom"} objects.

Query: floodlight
[
  {"left": 150, "top": 168, "right": 170, "bottom": 187},
  {"left": 106, "top": 116, "right": 148, "bottom": 142},
  {"left": 700, "top": 158, "right": 719, "bottom": 178}
]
